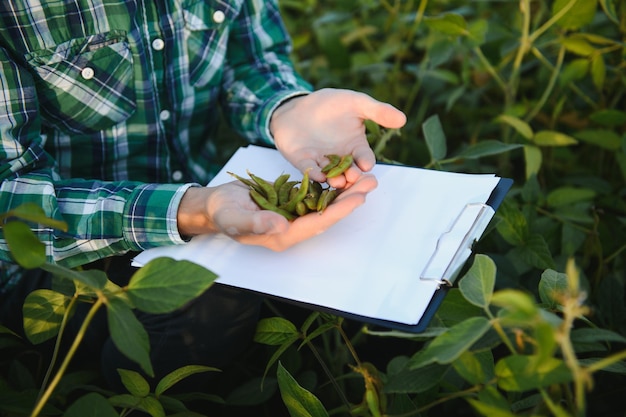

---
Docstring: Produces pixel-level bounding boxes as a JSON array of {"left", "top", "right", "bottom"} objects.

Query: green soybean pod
[
  {"left": 309, "top": 180, "right": 323, "bottom": 200},
  {"left": 321, "top": 154, "right": 341, "bottom": 173},
  {"left": 247, "top": 170, "right": 278, "bottom": 206},
  {"left": 282, "top": 169, "right": 310, "bottom": 213},
  {"left": 278, "top": 180, "right": 298, "bottom": 206},
  {"left": 227, "top": 171, "right": 264, "bottom": 194},
  {"left": 273, "top": 173, "right": 290, "bottom": 193},
  {"left": 303, "top": 195, "right": 318, "bottom": 211},
  {"left": 295, "top": 201, "right": 309, "bottom": 216},
  {"left": 316, "top": 188, "right": 338, "bottom": 212},
  {"left": 250, "top": 189, "right": 296, "bottom": 221},
  {"left": 325, "top": 154, "right": 353, "bottom": 178}
]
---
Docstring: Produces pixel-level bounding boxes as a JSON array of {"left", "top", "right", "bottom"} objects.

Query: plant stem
[
  {"left": 337, "top": 324, "right": 362, "bottom": 367},
  {"left": 305, "top": 339, "right": 352, "bottom": 411},
  {"left": 558, "top": 297, "right": 589, "bottom": 417},
  {"left": 36, "top": 295, "right": 79, "bottom": 403},
  {"left": 472, "top": 47, "right": 508, "bottom": 99},
  {"left": 528, "top": 0, "right": 577, "bottom": 44},
  {"left": 525, "top": 45, "right": 565, "bottom": 122},
  {"left": 584, "top": 349, "right": 626, "bottom": 374},
  {"left": 30, "top": 296, "right": 105, "bottom": 417},
  {"left": 509, "top": 0, "right": 532, "bottom": 102},
  {"left": 485, "top": 308, "right": 517, "bottom": 354}
]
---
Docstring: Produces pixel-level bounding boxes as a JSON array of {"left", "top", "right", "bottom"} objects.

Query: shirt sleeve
[
  {"left": 220, "top": 0, "right": 313, "bottom": 144},
  {"left": 0, "top": 47, "right": 190, "bottom": 270}
]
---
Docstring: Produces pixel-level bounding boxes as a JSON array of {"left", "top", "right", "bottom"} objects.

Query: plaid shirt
[{"left": 0, "top": 0, "right": 312, "bottom": 292}]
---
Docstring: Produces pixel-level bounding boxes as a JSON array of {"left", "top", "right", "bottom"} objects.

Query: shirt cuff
[
  {"left": 258, "top": 90, "right": 311, "bottom": 144},
  {"left": 123, "top": 183, "right": 199, "bottom": 250}
]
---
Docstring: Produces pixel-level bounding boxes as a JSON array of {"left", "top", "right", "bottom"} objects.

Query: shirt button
[
  {"left": 152, "top": 38, "right": 165, "bottom": 51},
  {"left": 213, "top": 10, "right": 225, "bottom": 23},
  {"left": 81, "top": 67, "right": 95, "bottom": 80},
  {"left": 159, "top": 110, "right": 171, "bottom": 121},
  {"left": 172, "top": 170, "right": 183, "bottom": 181}
]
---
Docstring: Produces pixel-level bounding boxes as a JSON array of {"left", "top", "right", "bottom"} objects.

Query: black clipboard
[{"left": 229, "top": 177, "right": 513, "bottom": 333}]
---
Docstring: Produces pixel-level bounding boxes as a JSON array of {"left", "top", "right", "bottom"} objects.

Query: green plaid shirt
[{"left": 0, "top": 0, "right": 312, "bottom": 292}]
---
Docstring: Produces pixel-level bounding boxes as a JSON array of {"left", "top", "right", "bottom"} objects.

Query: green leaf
[
  {"left": 422, "top": 114, "right": 447, "bottom": 162},
  {"left": 254, "top": 317, "right": 299, "bottom": 345},
  {"left": 65, "top": 393, "right": 119, "bottom": 417},
  {"left": 436, "top": 288, "right": 484, "bottom": 327},
  {"left": 512, "top": 234, "right": 556, "bottom": 270},
  {"left": 591, "top": 54, "right": 606, "bottom": 90},
  {"left": 599, "top": 0, "right": 619, "bottom": 23},
  {"left": 559, "top": 59, "right": 589, "bottom": 86},
  {"left": 453, "top": 350, "right": 494, "bottom": 385},
  {"left": 468, "top": 386, "right": 514, "bottom": 417},
  {"left": 532, "top": 130, "right": 578, "bottom": 146},
  {"left": 108, "top": 393, "right": 143, "bottom": 409},
  {"left": 424, "top": 13, "right": 468, "bottom": 36},
  {"left": 0, "top": 202, "right": 67, "bottom": 231},
  {"left": 226, "top": 376, "right": 277, "bottom": 406},
  {"left": 524, "top": 145, "right": 543, "bottom": 179},
  {"left": 383, "top": 362, "right": 448, "bottom": 394},
  {"left": 409, "top": 317, "right": 491, "bottom": 369},
  {"left": 107, "top": 297, "right": 153, "bottom": 377},
  {"left": 277, "top": 362, "right": 329, "bottom": 417},
  {"left": 560, "top": 37, "right": 596, "bottom": 56},
  {"left": 467, "top": 19, "right": 488, "bottom": 46},
  {"left": 494, "top": 115, "right": 534, "bottom": 140},
  {"left": 42, "top": 263, "right": 107, "bottom": 289},
  {"left": 155, "top": 365, "right": 219, "bottom": 397},
  {"left": 538, "top": 269, "right": 568, "bottom": 308},
  {"left": 127, "top": 257, "right": 217, "bottom": 314},
  {"left": 579, "top": 357, "right": 626, "bottom": 374},
  {"left": 261, "top": 334, "right": 300, "bottom": 385},
  {"left": 571, "top": 328, "right": 626, "bottom": 345},
  {"left": 118, "top": 369, "right": 150, "bottom": 397},
  {"left": 495, "top": 200, "right": 529, "bottom": 246},
  {"left": 3, "top": 221, "right": 46, "bottom": 269},
  {"left": 22, "top": 289, "right": 68, "bottom": 344},
  {"left": 495, "top": 355, "right": 573, "bottom": 391},
  {"left": 491, "top": 289, "right": 539, "bottom": 324},
  {"left": 553, "top": 0, "right": 598, "bottom": 30},
  {"left": 458, "top": 254, "right": 496, "bottom": 309},
  {"left": 589, "top": 109, "right": 626, "bottom": 128},
  {"left": 467, "top": 398, "right": 517, "bottom": 417},
  {"left": 455, "top": 140, "right": 523, "bottom": 160},
  {"left": 574, "top": 129, "right": 622, "bottom": 150},
  {"left": 547, "top": 186, "right": 596, "bottom": 207},
  {"left": 109, "top": 394, "right": 165, "bottom": 417},
  {"left": 136, "top": 396, "right": 166, "bottom": 417}
]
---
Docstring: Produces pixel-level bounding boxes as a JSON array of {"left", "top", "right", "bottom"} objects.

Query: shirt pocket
[
  {"left": 182, "top": 0, "right": 240, "bottom": 87},
  {"left": 24, "top": 30, "right": 136, "bottom": 134}
]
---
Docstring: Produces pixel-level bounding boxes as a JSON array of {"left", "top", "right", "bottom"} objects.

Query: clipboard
[{"left": 132, "top": 146, "right": 512, "bottom": 333}]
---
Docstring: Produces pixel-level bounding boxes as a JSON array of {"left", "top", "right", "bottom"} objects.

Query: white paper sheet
[{"left": 133, "top": 145, "right": 501, "bottom": 326}]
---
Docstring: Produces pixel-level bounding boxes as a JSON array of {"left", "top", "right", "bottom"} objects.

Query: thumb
[{"left": 355, "top": 92, "right": 407, "bottom": 129}]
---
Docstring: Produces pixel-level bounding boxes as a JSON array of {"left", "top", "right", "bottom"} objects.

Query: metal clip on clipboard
[{"left": 420, "top": 203, "right": 495, "bottom": 289}]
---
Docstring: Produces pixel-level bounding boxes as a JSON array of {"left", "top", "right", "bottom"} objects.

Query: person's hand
[
  {"left": 270, "top": 88, "right": 406, "bottom": 188},
  {"left": 177, "top": 174, "right": 377, "bottom": 251}
]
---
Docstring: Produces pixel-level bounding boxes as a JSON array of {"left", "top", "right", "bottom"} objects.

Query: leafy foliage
[{"left": 1, "top": 0, "right": 625, "bottom": 416}]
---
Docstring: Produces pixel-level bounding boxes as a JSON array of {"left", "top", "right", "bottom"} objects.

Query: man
[{"left": 0, "top": 0, "right": 406, "bottom": 390}]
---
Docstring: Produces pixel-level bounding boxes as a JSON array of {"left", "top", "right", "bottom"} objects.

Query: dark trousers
[{"left": 0, "top": 253, "right": 263, "bottom": 393}]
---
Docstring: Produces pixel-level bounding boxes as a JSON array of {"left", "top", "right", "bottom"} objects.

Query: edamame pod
[
  {"left": 281, "top": 169, "right": 310, "bottom": 213},
  {"left": 278, "top": 181, "right": 299, "bottom": 206},
  {"left": 325, "top": 154, "right": 353, "bottom": 178},
  {"left": 247, "top": 170, "right": 278, "bottom": 206},
  {"left": 227, "top": 171, "right": 264, "bottom": 194},
  {"left": 250, "top": 189, "right": 296, "bottom": 221},
  {"left": 321, "top": 154, "right": 341, "bottom": 173},
  {"left": 273, "top": 173, "right": 291, "bottom": 193},
  {"left": 316, "top": 188, "right": 338, "bottom": 212}
]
